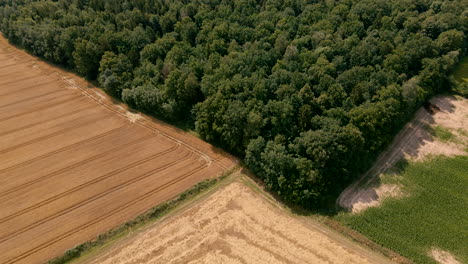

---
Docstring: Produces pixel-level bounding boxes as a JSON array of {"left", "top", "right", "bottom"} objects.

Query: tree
[
  {"left": 98, "top": 51, "right": 132, "bottom": 96},
  {"left": 174, "top": 17, "right": 198, "bottom": 45},
  {"left": 3, "top": 0, "right": 466, "bottom": 209},
  {"left": 73, "top": 38, "right": 103, "bottom": 79},
  {"left": 436, "top": 29, "right": 465, "bottom": 54}
]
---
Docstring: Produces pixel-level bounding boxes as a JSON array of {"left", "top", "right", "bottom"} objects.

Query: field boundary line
[
  {"left": 3, "top": 159, "right": 208, "bottom": 264},
  {"left": 337, "top": 114, "right": 427, "bottom": 208},
  {"left": 0, "top": 40, "right": 236, "bottom": 171},
  {"left": 0, "top": 113, "right": 115, "bottom": 154},
  {"left": 0, "top": 133, "right": 157, "bottom": 198},
  {"left": 0, "top": 146, "right": 193, "bottom": 245},
  {"left": 58, "top": 75, "right": 232, "bottom": 170}
]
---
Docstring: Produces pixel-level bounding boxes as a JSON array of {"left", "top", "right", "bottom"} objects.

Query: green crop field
[
  {"left": 453, "top": 57, "right": 468, "bottom": 83},
  {"left": 452, "top": 56, "right": 468, "bottom": 96},
  {"left": 337, "top": 156, "right": 468, "bottom": 264}
]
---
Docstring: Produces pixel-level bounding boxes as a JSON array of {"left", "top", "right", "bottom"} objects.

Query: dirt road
[{"left": 338, "top": 95, "right": 468, "bottom": 213}]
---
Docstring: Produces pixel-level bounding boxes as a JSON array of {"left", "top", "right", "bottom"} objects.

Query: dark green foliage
[
  {"left": 98, "top": 51, "right": 133, "bottom": 96},
  {"left": 73, "top": 38, "right": 103, "bottom": 79},
  {"left": 1, "top": 0, "right": 466, "bottom": 208}
]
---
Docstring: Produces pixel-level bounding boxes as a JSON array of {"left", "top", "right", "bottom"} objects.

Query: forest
[{"left": 1, "top": 0, "right": 466, "bottom": 208}]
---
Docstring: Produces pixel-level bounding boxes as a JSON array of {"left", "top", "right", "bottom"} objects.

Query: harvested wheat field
[
  {"left": 0, "top": 35, "right": 237, "bottom": 264},
  {"left": 85, "top": 178, "right": 393, "bottom": 264}
]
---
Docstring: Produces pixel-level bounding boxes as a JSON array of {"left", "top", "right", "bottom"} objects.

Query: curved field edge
[
  {"left": 336, "top": 156, "right": 468, "bottom": 264},
  {"left": 48, "top": 166, "right": 239, "bottom": 264}
]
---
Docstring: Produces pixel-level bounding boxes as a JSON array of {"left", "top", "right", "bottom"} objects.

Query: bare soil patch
[
  {"left": 85, "top": 180, "right": 393, "bottom": 264},
  {"left": 338, "top": 95, "right": 468, "bottom": 213},
  {"left": 0, "top": 35, "right": 237, "bottom": 264},
  {"left": 429, "top": 248, "right": 461, "bottom": 264}
]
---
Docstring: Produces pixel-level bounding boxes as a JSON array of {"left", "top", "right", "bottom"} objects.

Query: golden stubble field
[
  {"left": 0, "top": 35, "right": 237, "bottom": 264},
  {"left": 84, "top": 175, "right": 395, "bottom": 264}
]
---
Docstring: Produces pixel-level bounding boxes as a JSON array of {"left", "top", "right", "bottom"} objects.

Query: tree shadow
[
  {"left": 430, "top": 95, "right": 457, "bottom": 113},
  {"left": 335, "top": 96, "right": 457, "bottom": 214}
]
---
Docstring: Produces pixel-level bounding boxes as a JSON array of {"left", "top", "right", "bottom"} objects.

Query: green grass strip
[
  {"left": 427, "top": 125, "right": 456, "bottom": 142},
  {"left": 337, "top": 156, "right": 468, "bottom": 264}
]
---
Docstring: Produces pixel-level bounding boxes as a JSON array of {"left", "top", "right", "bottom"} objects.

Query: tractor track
[
  {"left": 0, "top": 89, "right": 64, "bottom": 109},
  {"left": 0, "top": 95, "right": 84, "bottom": 123},
  {"left": 0, "top": 72, "right": 44, "bottom": 86},
  {"left": 0, "top": 79, "right": 60, "bottom": 97},
  {"left": 0, "top": 113, "right": 115, "bottom": 155},
  {"left": 0, "top": 34, "right": 236, "bottom": 264},
  {"left": 2, "top": 160, "right": 208, "bottom": 264},
  {"left": 0, "top": 144, "right": 188, "bottom": 243},
  {"left": 337, "top": 112, "right": 428, "bottom": 209},
  {"left": 57, "top": 75, "right": 229, "bottom": 169},
  {"left": 0, "top": 133, "right": 157, "bottom": 198},
  {"left": 0, "top": 104, "right": 96, "bottom": 137},
  {"left": 0, "top": 125, "right": 126, "bottom": 174}
]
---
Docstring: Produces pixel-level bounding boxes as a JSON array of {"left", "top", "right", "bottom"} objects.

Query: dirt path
[
  {"left": 0, "top": 34, "right": 237, "bottom": 264},
  {"left": 84, "top": 176, "right": 394, "bottom": 264},
  {"left": 337, "top": 95, "right": 468, "bottom": 213}
]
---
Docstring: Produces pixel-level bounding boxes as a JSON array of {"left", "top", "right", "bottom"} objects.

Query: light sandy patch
[
  {"left": 125, "top": 111, "right": 142, "bottom": 123},
  {"left": 414, "top": 140, "right": 466, "bottom": 161},
  {"left": 429, "top": 248, "right": 461, "bottom": 264},
  {"left": 351, "top": 184, "right": 403, "bottom": 213},
  {"left": 93, "top": 90, "right": 106, "bottom": 100},
  {"left": 338, "top": 96, "right": 468, "bottom": 213},
  {"left": 64, "top": 77, "right": 79, "bottom": 90},
  {"left": 431, "top": 96, "right": 468, "bottom": 133},
  {"left": 86, "top": 182, "right": 392, "bottom": 264},
  {"left": 116, "top": 105, "right": 126, "bottom": 112}
]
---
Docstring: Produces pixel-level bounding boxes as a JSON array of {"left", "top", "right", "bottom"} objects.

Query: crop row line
[
  {"left": 0, "top": 104, "right": 96, "bottom": 138},
  {"left": 0, "top": 113, "right": 114, "bottom": 155},
  {"left": 0, "top": 79, "right": 59, "bottom": 97},
  {"left": 0, "top": 62, "right": 24, "bottom": 70},
  {"left": 0, "top": 143, "right": 186, "bottom": 244},
  {"left": 0, "top": 89, "right": 63, "bottom": 109},
  {"left": 3, "top": 157, "right": 207, "bottom": 264},
  {"left": 59, "top": 76, "right": 230, "bottom": 170},
  {"left": 0, "top": 71, "right": 44, "bottom": 87},
  {"left": 0, "top": 95, "right": 83, "bottom": 123},
  {"left": 0, "top": 65, "right": 42, "bottom": 78},
  {"left": 0, "top": 132, "right": 156, "bottom": 198},
  {"left": 0, "top": 125, "right": 126, "bottom": 174}
]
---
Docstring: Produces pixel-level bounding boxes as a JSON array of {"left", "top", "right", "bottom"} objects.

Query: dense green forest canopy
[{"left": 1, "top": 0, "right": 466, "bottom": 208}]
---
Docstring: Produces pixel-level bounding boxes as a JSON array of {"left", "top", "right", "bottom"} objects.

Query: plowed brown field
[{"left": 0, "top": 35, "right": 237, "bottom": 264}]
